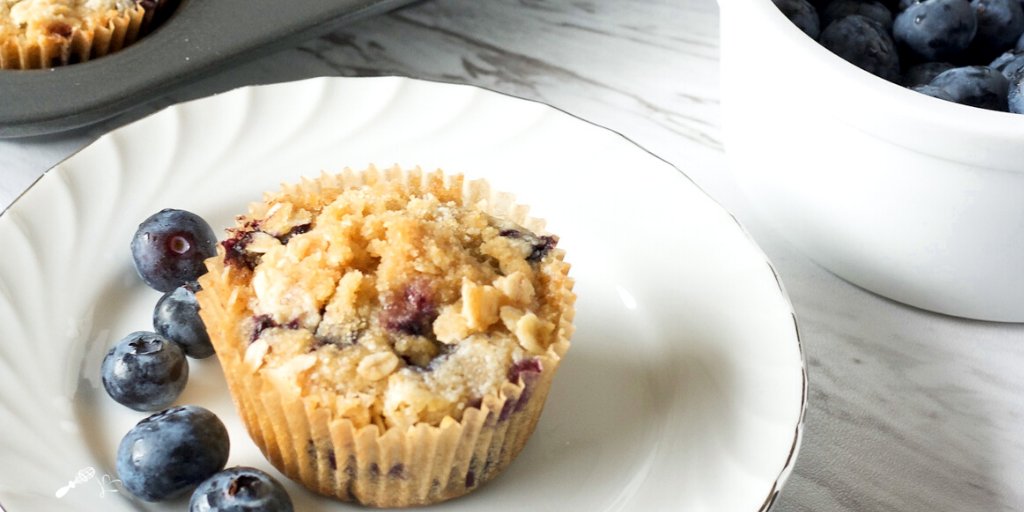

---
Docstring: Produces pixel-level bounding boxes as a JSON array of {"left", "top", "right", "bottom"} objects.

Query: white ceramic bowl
[{"left": 719, "top": 0, "right": 1024, "bottom": 322}]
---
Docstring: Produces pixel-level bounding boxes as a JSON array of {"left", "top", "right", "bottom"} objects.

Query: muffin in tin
[
  {"left": 196, "top": 165, "right": 576, "bottom": 507},
  {"left": 0, "top": 0, "right": 175, "bottom": 69}
]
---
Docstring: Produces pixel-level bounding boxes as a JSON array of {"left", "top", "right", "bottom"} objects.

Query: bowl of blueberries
[{"left": 719, "top": 0, "right": 1024, "bottom": 322}]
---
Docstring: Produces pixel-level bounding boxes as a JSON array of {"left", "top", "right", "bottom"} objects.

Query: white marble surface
[{"left": 2, "top": 1, "right": 1023, "bottom": 510}]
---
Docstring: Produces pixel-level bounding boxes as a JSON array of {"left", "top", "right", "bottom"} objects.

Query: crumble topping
[{"left": 225, "top": 174, "right": 568, "bottom": 430}]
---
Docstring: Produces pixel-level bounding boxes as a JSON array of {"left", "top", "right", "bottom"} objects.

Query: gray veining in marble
[{"left": 1, "top": 1, "right": 1022, "bottom": 510}]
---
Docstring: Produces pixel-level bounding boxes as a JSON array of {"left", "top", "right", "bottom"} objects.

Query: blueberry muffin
[
  {"left": 0, "top": 0, "right": 175, "bottom": 69},
  {"left": 196, "top": 166, "right": 575, "bottom": 507}
]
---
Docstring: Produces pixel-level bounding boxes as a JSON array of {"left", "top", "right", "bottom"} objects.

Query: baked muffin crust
[{"left": 222, "top": 171, "right": 571, "bottom": 431}]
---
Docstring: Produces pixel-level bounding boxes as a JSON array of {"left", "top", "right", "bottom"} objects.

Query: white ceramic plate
[{"left": 0, "top": 77, "right": 804, "bottom": 511}]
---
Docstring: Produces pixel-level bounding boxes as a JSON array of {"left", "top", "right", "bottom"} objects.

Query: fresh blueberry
[
  {"left": 911, "top": 83, "right": 959, "bottom": 100},
  {"left": 155, "top": 284, "right": 214, "bottom": 359},
  {"left": 990, "top": 49, "right": 1024, "bottom": 78},
  {"left": 820, "top": 15, "right": 902, "bottom": 81},
  {"left": 822, "top": 0, "right": 894, "bottom": 30},
  {"left": 969, "top": 0, "right": 1024, "bottom": 60},
  {"left": 929, "top": 65, "right": 1010, "bottom": 110},
  {"left": 773, "top": 0, "right": 822, "bottom": 38},
  {"left": 117, "top": 405, "right": 230, "bottom": 502},
  {"left": 1009, "top": 69, "right": 1024, "bottom": 112},
  {"left": 189, "top": 467, "right": 294, "bottom": 512},
  {"left": 894, "top": 0, "right": 978, "bottom": 62},
  {"left": 904, "top": 61, "right": 956, "bottom": 86},
  {"left": 101, "top": 331, "right": 188, "bottom": 412},
  {"left": 131, "top": 209, "right": 217, "bottom": 292},
  {"left": 1017, "top": 30, "right": 1024, "bottom": 50}
]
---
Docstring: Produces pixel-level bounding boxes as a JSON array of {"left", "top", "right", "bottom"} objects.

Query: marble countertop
[{"left": 2, "top": 1, "right": 1022, "bottom": 510}]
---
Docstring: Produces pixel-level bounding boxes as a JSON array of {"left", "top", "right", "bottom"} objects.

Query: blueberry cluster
[
  {"left": 103, "top": 209, "right": 218, "bottom": 412},
  {"left": 773, "top": 0, "right": 1024, "bottom": 113},
  {"left": 102, "top": 209, "right": 294, "bottom": 509},
  {"left": 118, "top": 404, "right": 292, "bottom": 510}
]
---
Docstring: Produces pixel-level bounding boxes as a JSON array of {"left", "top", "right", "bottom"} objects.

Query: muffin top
[
  {"left": 0, "top": 0, "right": 139, "bottom": 40},
  {"left": 220, "top": 171, "right": 572, "bottom": 431}
]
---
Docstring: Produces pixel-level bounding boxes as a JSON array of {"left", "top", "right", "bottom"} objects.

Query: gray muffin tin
[{"left": 0, "top": 0, "right": 416, "bottom": 138}]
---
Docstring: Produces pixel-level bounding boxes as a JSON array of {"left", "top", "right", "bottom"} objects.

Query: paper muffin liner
[
  {"left": 0, "top": 0, "right": 174, "bottom": 70},
  {"left": 197, "top": 165, "right": 575, "bottom": 507}
]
